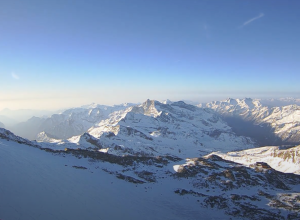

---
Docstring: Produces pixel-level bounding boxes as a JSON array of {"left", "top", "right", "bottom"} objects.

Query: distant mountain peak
[
  {"left": 160, "top": 99, "right": 173, "bottom": 104},
  {"left": 81, "top": 103, "right": 100, "bottom": 109}
]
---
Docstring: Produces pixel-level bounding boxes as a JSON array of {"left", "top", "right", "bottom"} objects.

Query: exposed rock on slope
[
  {"left": 172, "top": 155, "right": 300, "bottom": 219},
  {"left": 208, "top": 145, "right": 300, "bottom": 174},
  {"left": 38, "top": 143, "right": 300, "bottom": 220}
]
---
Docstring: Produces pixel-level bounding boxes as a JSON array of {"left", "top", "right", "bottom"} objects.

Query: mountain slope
[
  {"left": 50, "top": 99, "right": 256, "bottom": 157},
  {"left": 172, "top": 154, "right": 300, "bottom": 219},
  {"left": 0, "top": 131, "right": 206, "bottom": 220},
  {"left": 0, "top": 128, "right": 38, "bottom": 147},
  {"left": 9, "top": 103, "right": 134, "bottom": 140},
  {"left": 203, "top": 98, "right": 300, "bottom": 145},
  {"left": 1, "top": 127, "right": 300, "bottom": 219},
  {"left": 208, "top": 145, "right": 300, "bottom": 174},
  {"left": 9, "top": 116, "right": 46, "bottom": 140}
]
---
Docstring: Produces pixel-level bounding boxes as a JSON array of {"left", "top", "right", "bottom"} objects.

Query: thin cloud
[
  {"left": 202, "top": 23, "right": 211, "bottom": 39},
  {"left": 239, "top": 13, "right": 264, "bottom": 28},
  {"left": 11, "top": 72, "right": 20, "bottom": 80}
]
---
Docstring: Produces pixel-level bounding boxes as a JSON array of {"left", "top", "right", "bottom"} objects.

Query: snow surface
[
  {"left": 0, "top": 138, "right": 228, "bottom": 220},
  {"left": 208, "top": 145, "right": 300, "bottom": 174},
  {"left": 203, "top": 98, "right": 300, "bottom": 143},
  {"left": 1, "top": 128, "right": 300, "bottom": 220}
]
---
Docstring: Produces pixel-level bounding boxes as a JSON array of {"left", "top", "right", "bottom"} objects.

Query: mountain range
[
  {"left": 203, "top": 98, "right": 300, "bottom": 145},
  {"left": 37, "top": 99, "right": 255, "bottom": 157},
  {"left": 7, "top": 103, "right": 135, "bottom": 140},
  {"left": 1, "top": 97, "right": 300, "bottom": 219}
]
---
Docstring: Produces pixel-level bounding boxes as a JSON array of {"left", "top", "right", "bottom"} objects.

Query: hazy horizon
[
  {"left": 1, "top": 0, "right": 299, "bottom": 110},
  {"left": 2, "top": 95, "right": 300, "bottom": 112}
]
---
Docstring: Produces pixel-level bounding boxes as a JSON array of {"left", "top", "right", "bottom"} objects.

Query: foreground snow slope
[
  {"left": 1, "top": 128, "right": 300, "bottom": 219},
  {"left": 0, "top": 132, "right": 214, "bottom": 220}
]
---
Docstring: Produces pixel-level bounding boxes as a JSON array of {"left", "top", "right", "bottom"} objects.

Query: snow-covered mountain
[
  {"left": 10, "top": 103, "right": 135, "bottom": 140},
  {"left": 202, "top": 98, "right": 269, "bottom": 121},
  {"left": 203, "top": 98, "right": 300, "bottom": 145},
  {"left": 37, "top": 103, "right": 135, "bottom": 140},
  {"left": 41, "top": 99, "right": 256, "bottom": 157},
  {"left": 209, "top": 145, "right": 300, "bottom": 174},
  {"left": 1, "top": 128, "right": 299, "bottom": 220},
  {"left": 0, "top": 121, "right": 4, "bottom": 128},
  {"left": 2, "top": 98, "right": 300, "bottom": 219}
]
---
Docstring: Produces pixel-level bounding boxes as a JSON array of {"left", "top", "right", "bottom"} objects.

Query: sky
[{"left": 0, "top": 0, "right": 300, "bottom": 110}]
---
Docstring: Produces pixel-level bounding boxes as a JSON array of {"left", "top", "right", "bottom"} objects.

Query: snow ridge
[
  {"left": 208, "top": 145, "right": 300, "bottom": 174},
  {"left": 0, "top": 128, "right": 38, "bottom": 147}
]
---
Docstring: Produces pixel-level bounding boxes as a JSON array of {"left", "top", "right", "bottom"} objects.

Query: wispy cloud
[
  {"left": 11, "top": 72, "right": 20, "bottom": 80},
  {"left": 239, "top": 13, "right": 264, "bottom": 28},
  {"left": 202, "top": 23, "right": 211, "bottom": 39}
]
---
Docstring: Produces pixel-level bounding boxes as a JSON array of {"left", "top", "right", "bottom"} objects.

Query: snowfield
[
  {"left": 1, "top": 128, "right": 300, "bottom": 220},
  {"left": 208, "top": 145, "right": 300, "bottom": 174},
  {"left": 0, "top": 138, "right": 218, "bottom": 220}
]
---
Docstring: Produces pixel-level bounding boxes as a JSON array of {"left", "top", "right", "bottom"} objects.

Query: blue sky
[{"left": 1, "top": 0, "right": 300, "bottom": 110}]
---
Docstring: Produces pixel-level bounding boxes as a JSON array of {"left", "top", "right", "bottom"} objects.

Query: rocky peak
[{"left": 128, "top": 99, "right": 162, "bottom": 117}]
